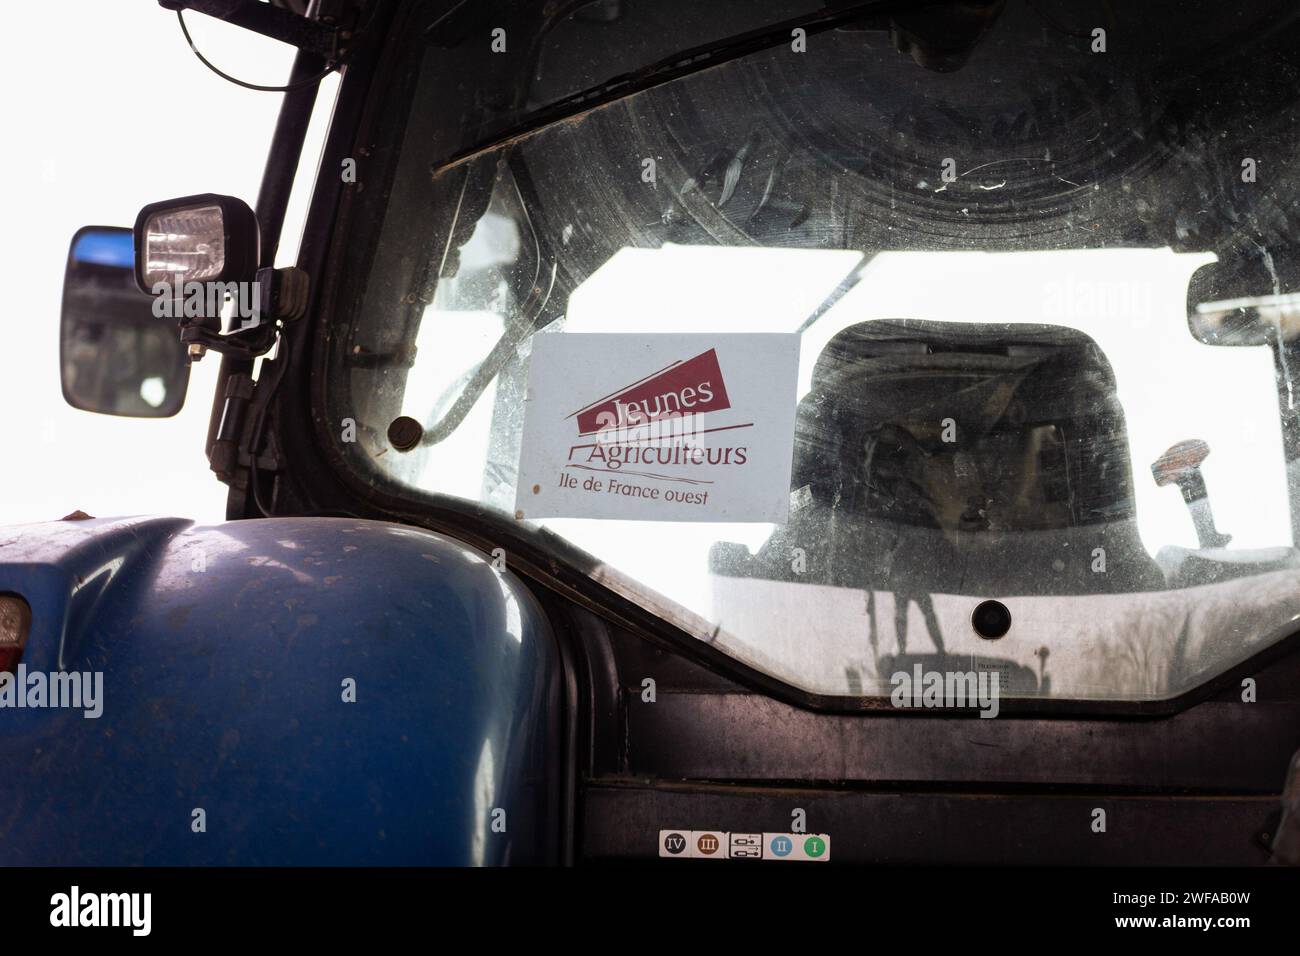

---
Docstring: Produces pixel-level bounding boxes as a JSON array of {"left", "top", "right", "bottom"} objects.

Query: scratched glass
[{"left": 328, "top": 0, "right": 1300, "bottom": 701}]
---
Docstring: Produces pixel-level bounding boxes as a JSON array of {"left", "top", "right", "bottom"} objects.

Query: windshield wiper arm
[
  {"left": 796, "top": 255, "right": 871, "bottom": 334},
  {"left": 439, "top": 0, "right": 942, "bottom": 171}
]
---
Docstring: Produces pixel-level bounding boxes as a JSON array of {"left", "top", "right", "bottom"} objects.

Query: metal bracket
[
  {"left": 158, "top": 0, "right": 342, "bottom": 59},
  {"left": 179, "top": 267, "right": 310, "bottom": 362}
]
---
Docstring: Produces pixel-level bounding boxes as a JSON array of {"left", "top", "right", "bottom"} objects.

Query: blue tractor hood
[{"left": 0, "top": 515, "right": 562, "bottom": 865}]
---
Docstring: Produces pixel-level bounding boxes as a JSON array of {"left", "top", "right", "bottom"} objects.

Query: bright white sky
[
  {"left": 1, "top": 1, "right": 1289, "bottom": 611},
  {"left": 404, "top": 240, "right": 1292, "bottom": 623},
  {"left": 0, "top": 4, "right": 315, "bottom": 527},
  {"left": 553, "top": 246, "right": 1292, "bottom": 614}
]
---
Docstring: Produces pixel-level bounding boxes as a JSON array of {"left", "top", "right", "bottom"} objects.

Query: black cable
[
  {"left": 177, "top": 10, "right": 338, "bottom": 91},
  {"left": 248, "top": 333, "right": 288, "bottom": 517},
  {"left": 175, "top": 3, "right": 379, "bottom": 92},
  {"left": 247, "top": 332, "right": 363, "bottom": 520}
]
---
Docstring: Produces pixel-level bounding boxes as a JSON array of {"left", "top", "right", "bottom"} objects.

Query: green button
[{"left": 804, "top": 836, "right": 826, "bottom": 858}]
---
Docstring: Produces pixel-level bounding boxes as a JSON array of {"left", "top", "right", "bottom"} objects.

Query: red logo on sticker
[{"left": 568, "top": 349, "right": 731, "bottom": 436}]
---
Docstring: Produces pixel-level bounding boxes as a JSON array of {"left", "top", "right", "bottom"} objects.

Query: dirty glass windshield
[{"left": 328, "top": 0, "right": 1300, "bottom": 702}]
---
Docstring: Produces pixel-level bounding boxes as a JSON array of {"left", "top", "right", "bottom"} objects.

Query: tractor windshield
[{"left": 325, "top": 0, "right": 1300, "bottom": 701}]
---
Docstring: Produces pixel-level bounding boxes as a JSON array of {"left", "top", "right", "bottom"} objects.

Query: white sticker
[
  {"left": 516, "top": 333, "right": 800, "bottom": 522},
  {"left": 659, "top": 830, "right": 691, "bottom": 858},
  {"left": 727, "top": 832, "right": 765, "bottom": 859},
  {"left": 692, "top": 831, "right": 727, "bottom": 859},
  {"left": 763, "top": 832, "right": 830, "bottom": 861},
  {"left": 657, "top": 830, "right": 830, "bottom": 861}
]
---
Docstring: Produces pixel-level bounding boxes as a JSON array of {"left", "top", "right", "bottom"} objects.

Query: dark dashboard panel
[
  {"left": 580, "top": 785, "right": 1274, "bottom": 865},
  {"left": 567, "top": 608, "right": 1298, "bottom": 864}
]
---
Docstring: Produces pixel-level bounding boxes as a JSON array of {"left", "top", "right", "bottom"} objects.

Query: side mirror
[
  {"left": 60, "top": 226, "right": 190, "bottom": 417},
  {"left": 1187, "top": 257, "right": 1300, "bottom": 346}
]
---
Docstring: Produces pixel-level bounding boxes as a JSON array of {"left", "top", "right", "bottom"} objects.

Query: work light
[{"left": 133, "top": 193, "right": 259, "bottom": 295}]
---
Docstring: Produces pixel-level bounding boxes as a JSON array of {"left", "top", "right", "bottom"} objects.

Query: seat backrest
[{"left": 784, "top": 319, "right": 1165, "bottom": 594}]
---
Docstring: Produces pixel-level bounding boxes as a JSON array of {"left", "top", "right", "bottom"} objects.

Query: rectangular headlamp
[{"left": 133, "top": 193, "right": 259, "bottom": 295}]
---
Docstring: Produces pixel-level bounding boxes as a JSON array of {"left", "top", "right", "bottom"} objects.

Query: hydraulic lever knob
[{"left": 1151, "top": 439, "right": 1231, "bottom": 549}]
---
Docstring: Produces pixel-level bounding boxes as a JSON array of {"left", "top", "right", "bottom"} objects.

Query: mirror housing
[
  {"left": 1187, "top": 256, "right": 1300, "bottom": 346},
  {"left": 60, "top": 226, "right": 190, "bottom": 418},
  {"left": 1189, "top": 292, "right": 1300, "bottom": 346}
]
